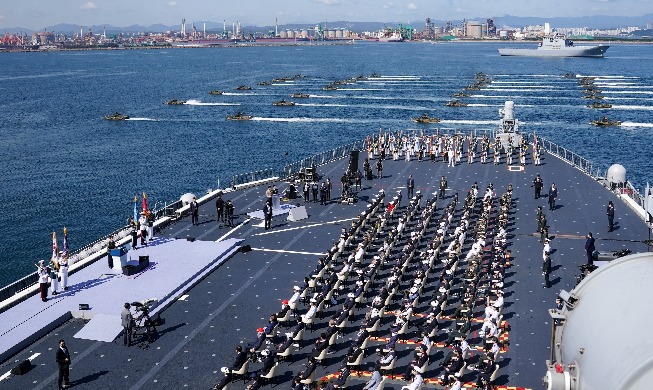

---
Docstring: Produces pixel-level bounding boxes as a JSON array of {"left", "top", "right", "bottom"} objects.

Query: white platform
[
  {"left": 0, "top": 236, "right": 242, "bottom": 362},
  {"left": 73, "top": 313, "right": 122, "bottom": 342}
]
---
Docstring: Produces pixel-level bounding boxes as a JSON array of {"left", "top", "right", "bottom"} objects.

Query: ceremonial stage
[{"left": 0, "top": 236, "right": 242, "bottom": 363}]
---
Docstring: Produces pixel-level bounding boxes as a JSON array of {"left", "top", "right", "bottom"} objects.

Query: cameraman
[{"left": 121, "top": 303, "right": 134, "bottom": 347}]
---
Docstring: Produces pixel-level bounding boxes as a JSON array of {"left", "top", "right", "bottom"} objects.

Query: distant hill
[{"left": 2, "top": 14, "right": 652, "bottom": 36}]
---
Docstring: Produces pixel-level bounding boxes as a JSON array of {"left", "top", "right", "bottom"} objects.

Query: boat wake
[
  {"left": 251, "top": 117, "right": 400, "bottom": 124},
  {"left": 185, "top": 99, "right": 241, "bottom": 106},
  {"left": 621, "top": 122, "right": 653, "bottom": 128},
  {"left": 611, "top": 105, "right": 653, "bottom": 111},
  {"left": 337, "top": 88, "right": 388, "bottom": 91},
  {"left": 126, "top": 117, "right": 157, "bottom": 121}
]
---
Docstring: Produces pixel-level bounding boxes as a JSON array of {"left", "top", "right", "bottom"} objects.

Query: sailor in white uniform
[
  {"left": 49, "top": 261, "right": 59, "bottom": 295},
  {"left": 36, "top": 260, "right": 49, "bottom": 302},
  {"left": 58, "top": 252, "right": 69, "bottom": 291},
  {"left": 139, "top": 213, "right": 148, "bottom": 246}
]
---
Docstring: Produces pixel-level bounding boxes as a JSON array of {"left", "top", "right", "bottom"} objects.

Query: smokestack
[
  {"left": 275, "top": 18, "right": 278, "bottom": 37},
  {"left": 203, "top": 22, "right": 206, "bottom": 38}
]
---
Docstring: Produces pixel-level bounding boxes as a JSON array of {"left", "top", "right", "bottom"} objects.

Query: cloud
[
  {"left": 314, "top": 0, "right": 340, "bottom": 4},
  {"left": 383, "top": 2, "right": 395, "bottom": 9},
  {"left": 168, "top": 1, "right": 177, "bottom": 5},
  {"left": 80, "top": 2, "right": 97, "bottom": 10},
  {"left": 407, "top": 2, "right": 417, "bottom": 9},
  {"left": 0, "top": 15, "right": 4, "bottom": 22}
]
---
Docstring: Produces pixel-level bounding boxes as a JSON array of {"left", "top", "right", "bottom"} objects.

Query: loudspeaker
[
  {"left": 348, "top": 150, "right": 359, "bottom": 174},
  {"left": 79, "top": 303, "right": 90, "bottom": 310},
  {"left": 186, "top": 236, "right": 195, "bottom": 242},
  {"left": 10, "top": 359, "right": 31, "bottom": 375},
  {"left": 240, "top": 245, "right": 252, "bottom": 253}
]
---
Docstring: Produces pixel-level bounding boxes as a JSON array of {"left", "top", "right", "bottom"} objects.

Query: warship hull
[{"left": 499, "top": 45, "right": 609, "bottom": 58}]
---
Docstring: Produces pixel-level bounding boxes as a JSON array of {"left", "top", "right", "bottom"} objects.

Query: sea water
[{"left": 0, "top": 42, "right": 651, "bottom": 287}]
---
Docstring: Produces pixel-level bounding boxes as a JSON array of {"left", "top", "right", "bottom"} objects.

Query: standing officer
[
  {"left": 607, "top": 201, "right": 615, "bottom": 232},
  {"left": 376, "top": 159, "right": 383, "bottom": 179},
  {"left": 585, "top": 232, "right": 595, "bottom": 265},
  {"left": 439, "top": 176, "right": 447, "bottom": 199},
  {"left": 311, "top": 180, "right": 319, "bottom": 203},
  {"left": 121, "top": 303, "right": 134, "bottom": 347},
  {"left": 190, "top": 197, "right": 199, "bottom": 226},
  {"left": 215, "top": 194, "right": 225, "bottom": 223},
  {"left": 548, "top": 183, "right": 557, "bottom": 211},
  {"left": 532, "top": 174, "right": 543, "bottom": 199},
  {"left": 320, "top": 182, "right": 327, "bottom": 205},
  {"left": 326, "top": 178, "right": 332, "bottom": 201},
  {"left": 303, "top": 181, "right": 310, "bottom": 202},
  {"left": 536, "top": 206, "right": 543, "bottom": 232},
  {"left": 543, "top": 251, "right": 552, "bottom": 288},
  {"left": 263, "top": 199, "right": 273, "bottom": 230},
  {"left": 407, "top": 175, "right": 415, "bottom": 198},
  {"left": 57, "top": 252, "right": 69, "bottom": 291},
  {"left": 107, "top": 235, "right": 116, "bottom": 269},
  {"left": 56, "top": 339, "right": 71, "bottom": 389}
]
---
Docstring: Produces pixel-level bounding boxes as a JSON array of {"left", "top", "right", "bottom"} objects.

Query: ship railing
[
  {"left": 282, "top": 139, "right": 367, "bottom": 179},
  {"left": 538, "top": 136, "right": 648, "bottom": 214},
  {"left": 230, "top": 168, "right": 277, "bottom": 188}
]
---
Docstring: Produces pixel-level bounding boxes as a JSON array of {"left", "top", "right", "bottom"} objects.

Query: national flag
[
  {"left": 51, "top": 231, "right": 58, "bottom": 261},
  {"left": 62, "top": 227, "right": 69, "bottom": 260},
  {"left": 142, "top": 192, "right": 149, "bottom": 218},
  {"left": 133, "top": 196, "right": 138, "bottom": 224}
]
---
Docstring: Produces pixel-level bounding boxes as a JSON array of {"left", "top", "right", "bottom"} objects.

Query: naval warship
[
  {"left": 0, "top": 91, "right": 650, "bottom": 389},
  {"left": 499, "top": 33, "right": 609, "bottom": 58}
]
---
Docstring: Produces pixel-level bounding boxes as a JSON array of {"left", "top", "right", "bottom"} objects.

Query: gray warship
[{"left": 499, "top": 33, "right": 609, "bottom": 58}]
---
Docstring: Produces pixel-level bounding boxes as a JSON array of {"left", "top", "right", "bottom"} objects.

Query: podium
[
  {"left": 110, "top": 247, "right": 128, "bottom": 270},
  {"left": 272, "top": 194, "right": 282, "bottom": 210}
]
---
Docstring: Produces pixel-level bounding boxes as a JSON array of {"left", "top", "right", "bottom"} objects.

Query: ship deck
[{"left": 0, "top": 147, "right": 649, "bottom": 390}]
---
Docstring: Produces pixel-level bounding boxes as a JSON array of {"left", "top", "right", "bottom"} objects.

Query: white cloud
[
  {"left": 80, "top": 2, "right": 97, "bottom": 10},
  {"left": 407, "top": 2, "right": 417, "bottom": 9},
  {"left": 383, "top": 2, "right": 395, "bottom": 9},
  {"left": 168, "top": 1, "right": 177, "bottom": 6},
  {"left": 314, "top": 0, "right": 340, "bottom": 4},
  {"left": 0, "top": 15, "right": 5, "bottom": 22}
]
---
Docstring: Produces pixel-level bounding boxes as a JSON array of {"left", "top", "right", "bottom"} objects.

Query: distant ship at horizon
[{"left": 499, "top": 33, "right": 609, "bottom": 58}]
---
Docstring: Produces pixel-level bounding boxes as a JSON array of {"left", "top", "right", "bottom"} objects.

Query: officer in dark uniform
[
  {"left": 439, "top": 176, "right": 447, "bottom": 199},
  {"left": 407, "top": 175, "right": 415, "bottom": 198},
  {"left": 607, "top": 201, "right": 615, "bottom": 232},
  {"left": 532, "top": 174, "right": 543, "bottom": 199},
  {"left": 263, "top": 199, "right": 273, "bottom": 230},
  {"left": 190, "top": 197, "right": 199, "bottom": 225},
  {"left": 311, "top": 181, "right": 318, "bottom": 203},
  {"left": 543, "top": 251, "right": 552, "bottom": 288},
  {"left": 376, "top": 159, "right": 383, "bottom": 179},
  {"left": 216, "top": 194, "right": 225, "bottom": 223},
  {"left": 320, "top": 183, "right": 327, "bottom": 205}
]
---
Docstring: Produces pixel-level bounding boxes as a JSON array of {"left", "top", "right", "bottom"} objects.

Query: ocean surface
[{"left": 0, "top": 42, "right": 651, "bottom": 288}]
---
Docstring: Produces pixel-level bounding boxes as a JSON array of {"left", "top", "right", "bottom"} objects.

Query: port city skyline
[{"left": 2, "top": 0, "right": 653, "bottom": 31}]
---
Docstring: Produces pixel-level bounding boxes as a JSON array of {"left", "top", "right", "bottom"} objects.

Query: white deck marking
[
  {"left": 252, "top": 217, "right": 357, "bottom": 236},
  {"left": 178, "top": 295, "right": 189, "bottom": 301},
  {"left": 250, "top": 248, "right": 324, "bottom": 256},
  {"left": 215, "top": 218, "right": 252, "bottom": 242},
  {"left": 0, "top": 352, "right": 41, "bottom": 381}
]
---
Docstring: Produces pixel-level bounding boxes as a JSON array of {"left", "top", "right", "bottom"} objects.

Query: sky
[{"left": 2, "top": 0, "right": 653, "bottom": 30}]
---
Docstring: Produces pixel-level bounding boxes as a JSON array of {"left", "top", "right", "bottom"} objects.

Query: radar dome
[
  {"left": 546, "top": 252, "right": 653, "bottom": 390},
  {"left": 180, "top": 193, "right": 196, "bottom": 205},
  {"left": 607, "top": 164, "right": 626, "bottom": 186}
]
